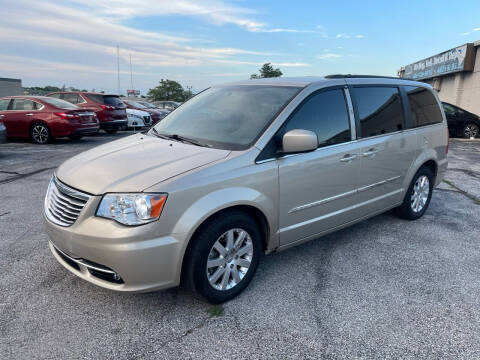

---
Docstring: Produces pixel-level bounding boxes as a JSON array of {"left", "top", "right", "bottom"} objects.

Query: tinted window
[
  {"left": 0, "top": 99, "right": 10, "bottom": 111},
  {"left": 442, "top": 103, "right": 456, "bottom": 116},
  {"left": 42, "top": 97, "right": 79, "bottom": 109},
  {"left": 124, "top": 100, "right": 148, "bottom": 109},
  {"left": 86, "top": 94, "right": 125, "bottom": 108},
  {"left": 151, "top": 85, "right": 300, "bottom": 150},
  {"left": 11, "top": 99, "right": 35, "bottom": 110},
  {"left": 352, "top": 87, "right": 404, "bottom": 138},
  {"left": 62, "top": 93, "right": 79, "bottom": 104},
  {"left": 281, "top": 89, "right": 351, "bottom": 147},
  {"left": 48, "top": 93, "right": 62, "bottom": 99},
  {"left": 405, "top": 86, "right": 443, "bottom": 127}
]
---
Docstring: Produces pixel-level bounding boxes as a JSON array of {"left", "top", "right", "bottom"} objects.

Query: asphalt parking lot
[{"left": 1, "top": 134, "right": 480, "bottom": 359}]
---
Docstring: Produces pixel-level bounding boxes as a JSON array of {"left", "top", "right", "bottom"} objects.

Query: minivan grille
[{"left": 44, "top": 176, "right": 90, "bottom": 227}]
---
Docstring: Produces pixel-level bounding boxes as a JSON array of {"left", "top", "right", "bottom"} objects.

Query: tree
[
  {"left": 250, "top": 63, "right": 283, "bottom": 79},
  {"left": 147, "top": 79, "right": 186, "bottom": 102}
]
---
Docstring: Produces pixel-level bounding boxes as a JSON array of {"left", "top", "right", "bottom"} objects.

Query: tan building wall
[{"left": 422, "top": 42, "right": 480, "bottom": 116}]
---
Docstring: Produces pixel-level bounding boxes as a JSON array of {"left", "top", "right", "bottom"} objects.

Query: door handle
[
  {"left": 0, "top": 114, "right": 4, "bottom": 119},
  {"left": 362, "top": 148, "right": 378, "bottom": 157},
  {"left": 26, "top": 113, "right": 33, "bottom": 116},
  {"left": 340, "top": 154, "right": 357, "bottom": 163}
]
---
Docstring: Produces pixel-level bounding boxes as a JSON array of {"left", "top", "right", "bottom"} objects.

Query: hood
[{"left": 56, "top": 134, "right": 231, "bottom": 194}]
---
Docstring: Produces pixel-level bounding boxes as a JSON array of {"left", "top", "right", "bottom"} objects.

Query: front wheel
[
  {"left": 395, "top": 166, "right": 434, "bottom": 220},
  {"left": 463, "top": 123, "right": 479, "bottom": 139},
  {"left": 30, "top": 123, "right": 51, "bottom": 144},
  {"left": 184, "top": 211, "right": 262, "bottom": 303}
]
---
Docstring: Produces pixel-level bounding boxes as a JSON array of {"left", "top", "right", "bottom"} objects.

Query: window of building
[
  {"left": 352, "top": 87, "right": 404, "bottom": 138},
  {"left": 405, "top": 86, "right": 443, "bottom": 127},
  {"left": 281, "top": 89, "right": 351, "bottom": 148}
]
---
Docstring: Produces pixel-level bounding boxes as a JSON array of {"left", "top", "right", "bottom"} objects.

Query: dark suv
[{"left": 47, "top": 92, "right": 127, "bottom": 133}]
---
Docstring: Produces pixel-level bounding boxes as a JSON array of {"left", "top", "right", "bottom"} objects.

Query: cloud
[
  {"left": 336, "top": 33, "right": 365, "bottom": 39},
  {"left": 462, "top": 27, "right": 480, "bottom": 35},
  {"left": 70, "top": 0, "right": 316, "bottom": 34},
  {"left": 316, "top": 53, "right": 343, "bottom": 61}
]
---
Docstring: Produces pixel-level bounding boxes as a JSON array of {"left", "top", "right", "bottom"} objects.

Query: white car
[{"left": 126, "top": 108, "right": 152, "bottom": 129}]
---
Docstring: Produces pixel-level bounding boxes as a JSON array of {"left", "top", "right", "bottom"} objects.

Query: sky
[{"left": 1, "top": 0, "right": 480, "bottom": 95}]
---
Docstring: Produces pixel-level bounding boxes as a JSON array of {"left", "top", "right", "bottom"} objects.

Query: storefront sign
[{"left": 402, "top": 43, "right": 475, "bottom": 80}]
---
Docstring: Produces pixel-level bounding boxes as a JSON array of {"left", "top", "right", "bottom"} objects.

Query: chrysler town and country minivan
[{"left": 44, "top": 75, "right": 448, "bottom": 303}]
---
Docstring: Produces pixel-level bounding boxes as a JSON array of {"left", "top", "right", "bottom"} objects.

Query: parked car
[
  {"left": 154, "top": 100, "right": 181, "bottom": 111},
  {"left": 0, "top": 96, "right": 99, "bottom": 144},
  {"left": 126, "top": 108, "right": 152, "bottom": 129},
  {"left": 123, "top": 99, "right": 168, "bottom": 125},
  {"left": 442, "top": 102, "right": 480, "bottom": 139},
  {"left": 47, "top": 92, "right": 127, "bottom": 133},
  {"left": 44, "top": 76, "right": 448, "bottom": 303},
  {"left": 0, "top": 119, "right": 6, "bottom": 143},
  {"left": 136, "top": 100, "right": 168, "bottom": 112}
]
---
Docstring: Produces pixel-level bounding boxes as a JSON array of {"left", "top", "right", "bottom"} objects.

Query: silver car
[{"left": 44, "top": 76, "right": 448, "bottom": 303}]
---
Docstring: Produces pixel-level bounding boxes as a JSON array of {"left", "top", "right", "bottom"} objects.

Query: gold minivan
[{"left": 44, "top": 75, "right": 448, "bottom": 303}]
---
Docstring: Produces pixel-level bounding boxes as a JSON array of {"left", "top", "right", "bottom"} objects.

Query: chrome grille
[{"left": 44, "top": 176, "right": 90, "bottom": 227}]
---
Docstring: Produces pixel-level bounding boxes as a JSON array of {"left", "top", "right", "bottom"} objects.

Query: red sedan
[{"left": 0, "top": 96, "right": 99, "bottom": 144}]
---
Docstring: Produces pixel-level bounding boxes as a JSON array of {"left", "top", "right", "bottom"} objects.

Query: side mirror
[{"left": 282, "top": 129, "right": 318, "bottom": 154}]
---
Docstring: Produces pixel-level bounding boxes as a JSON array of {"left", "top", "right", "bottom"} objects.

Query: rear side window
[
  {"left": 86, "top": 94, "right": 125, "bottom": 108},
  {"left": 48, "top": 94, "right": 62, "bottom": 99},
  {"left": 405, "top": 86, "right": 443, "bottom": 127},
  {"left": 62, "top": 93, "right": 79, "bottom": 104},
  {"left": 0, "top": 99, "right": 10, "bottom": 110},
  {"left": 352, "top": 87, "right": 404, "bottom": 138},
  {"left": 282, "top": 89, "right": 351, "bottom": 148},
  {"left": 11, "top": 99, "right": 35, "bottom": 110}
]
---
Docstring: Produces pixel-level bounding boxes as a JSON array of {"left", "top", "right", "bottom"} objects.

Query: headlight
[{"left": 96, "top": 193, "right": 167, "bottom": 226}]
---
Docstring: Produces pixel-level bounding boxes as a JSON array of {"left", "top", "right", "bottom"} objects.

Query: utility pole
[
  {"left": 117, "top": 45, "right": 121, "bottom": 96},
  {"left": 130, "top": 54, "right": 133, "bottom": 95}
]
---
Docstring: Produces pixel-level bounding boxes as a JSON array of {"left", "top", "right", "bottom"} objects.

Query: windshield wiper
[{"left": 150, "top": 129, "right": 211, "bottom": 147}]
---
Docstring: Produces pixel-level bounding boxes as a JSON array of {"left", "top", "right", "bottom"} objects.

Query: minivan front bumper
[{"left": 45, "top": 212, "right": 187, "bottom": 293}]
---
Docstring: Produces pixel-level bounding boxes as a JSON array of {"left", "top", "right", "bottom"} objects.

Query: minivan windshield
[{"left": 149, "top": 85, "right": 300, "bottom": 150}]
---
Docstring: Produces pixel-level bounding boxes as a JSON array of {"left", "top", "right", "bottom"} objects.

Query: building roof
[{"left": 0, "top": 77, "right": 21, "bottom": 82}]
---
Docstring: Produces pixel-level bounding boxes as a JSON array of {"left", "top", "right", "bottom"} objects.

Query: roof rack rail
[{"left": 325, "top": 74, "right": 401, "bottom": 80}]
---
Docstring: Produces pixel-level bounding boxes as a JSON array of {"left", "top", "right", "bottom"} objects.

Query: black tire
[
  {"left": 105, "top": 128, "right": 118, "bottom": 134},
  {"left": 68, "top": 134, "right": 83, "bottom": 140},
  {"left": 395, "top": 166, "right": 434, "bottom": 220},
  {"left": 462, "top": 123, "right": 479, "bottom": 139},
  {"left": 184, "top": 211, "right": 262, "bottom": 304},
  {"left": 30, "top": 123, "right": 51, "bottom": 144}
]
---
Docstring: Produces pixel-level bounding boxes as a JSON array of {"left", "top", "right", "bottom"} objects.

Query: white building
[{"left": 399, "top": 40, "right": 480, "bottom": 116}]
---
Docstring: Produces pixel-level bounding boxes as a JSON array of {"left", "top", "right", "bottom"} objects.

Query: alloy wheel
[
  {"left": 410, "top": 175, "right": 430, "bottom": 213},
  {"left": 32, "top": 124, "right": 49, "bottom": 144},
  {"left": 464, "top": 124, "right": 479, "bottom": 139},
  {"left": 206, "top": 228, "right": 253, "bottom": 291}
]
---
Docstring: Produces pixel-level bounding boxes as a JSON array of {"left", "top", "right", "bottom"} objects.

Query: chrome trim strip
[
  {"left": 357, "top": 175, "right": 401, "bottom": 193},
  {"left": 280, "top": 189, "right": 404, "bottom": 233},
  {"left": 54, "top": 176, "right": 90, "bottom": 201},
  {"left": 287, "top": 175, "right": 402, "bottom": 214},
  {"left": 288, "top": 189, "right": 357, "bottom": 214},
  {"left": 51, "top": 242, "right": 116, "bottom": 275},
  {"left": 344, "top": 87, "right": 356, "bottom": 140}
]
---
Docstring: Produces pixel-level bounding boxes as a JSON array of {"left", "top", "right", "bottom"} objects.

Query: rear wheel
[
  {"left": 184, "top": 211, "right": 262, "bottom": 304},
  {"left": 30, "top": 123, "right": 51, "bottom": 144},
  {"left": 463, "top": 123, "right": 479, "bottom": 139},
  {"left": 395, "top": 166, "right": 434, "bottom": 220}
]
